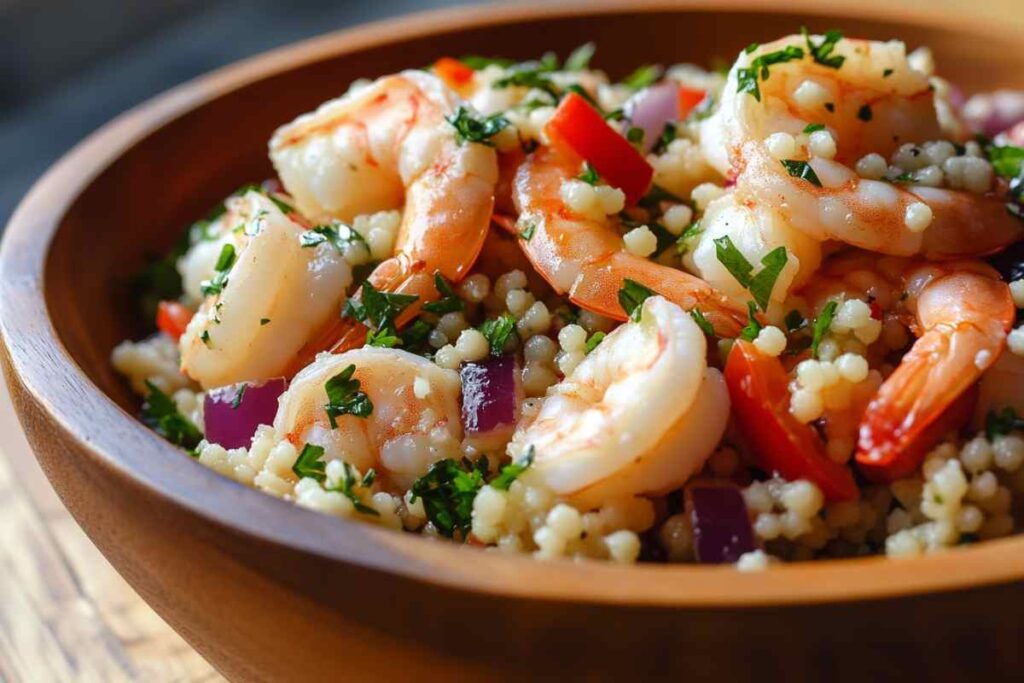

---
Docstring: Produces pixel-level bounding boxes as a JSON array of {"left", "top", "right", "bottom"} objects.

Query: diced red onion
[
  {"left": 204, "top": 377, "right": 287, "bottom": 449},
  {"left": 962, "top": 91, "right": 1024, "bottom": 138},
  {"left": 460, "top": 355, "right": 521, "bottom": 445},
  {"left": 687, "top": 482, "right": 756, "bottom": 564},
  {"left": 624, "top": 82, "right": 680, "bottom": 153}
]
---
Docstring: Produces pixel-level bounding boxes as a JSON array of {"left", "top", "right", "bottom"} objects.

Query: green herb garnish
[
  {"left": 622, "top": 64, "right": 661, "bottom": 90},
  {"left": 652, "top": 121, "right": 678, "bottom": 155},
  {"left": 518, "top": 221, "right": 537, "bottom": 241},
  {"left": 584, "top": 331, "right": 606, "bottom": 354},
  {"left": 292, "top": 443, "right": 327, "bottom": 482},
  {"left": 141, "top": 380, "right": 203, "bottom": 451},
  {"left": 713, "top": 237, "right": 788, "bottom": 311},
  {"left": 857, "top": 104, "right": 873, "bottom": 122},
  {"left": 802, "top": 123, "right": 825, "bottom": 133},
  {"left": 986, "top": 145, "right": 1024, "bottom": 179},
  {"left": 479, "top": 313, "right": 517, "bottom": 356},
  {"left": 326, "top": 462, "right": 380, "bottom": 516},
  {"left": 781, "top": 159, "right": 823, "bottom": 187},
  {"left": 343, "top": 281, "right": 418, "bottom": 331},
  {"left": 626, "top": 126, "right": 645, "bottom": 147},
  {"left": 299, "top": 221, "right": 370, "bottom": 255},
  {"left": 459, "top": 55, "right": 515, "bottom": 70},
  {"left": 810, "top": 301, "right": 838, "bottom": 358},
  {"left": 578, "top": 161, "right": 600, "bottom": 185},
  {"left": 565, "top": 42, "right": 596, "bottom": 71},
  {"left": 618, "top": 278, "right": 657, "bottom": 322},
  {"left": 447, "top": 106, "right": 509, "bottom": 146},
  {"left": 199, "top": 243, "right": 237, "bottom": 297},
  {"left": 409, "top": 459, "right": 485, "bottom": 538},
  {"left": 490, "top": 447, "right": 535, "bottom": 490},
  {"left": 422, "top": 272, "right": 464, "bottom": 315},
  {"left": 801, "top": 27, "right": 845, "bottom": 69},
  {"left": 985, "top": 407, "right": 1024, "bottom": 440},
  {"left": 736, "top": 44, "right": 804, "bottom": 101},
  {"left": 690, "top": 308, "right": 715, "bottom": 336},
  {"left": 324, "top": 364, "right": 373, "bottom": 428}
]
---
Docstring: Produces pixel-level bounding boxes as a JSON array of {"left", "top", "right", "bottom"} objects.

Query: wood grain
[{"left": 0, "top": 380, "right": 220, "bottom": 682}]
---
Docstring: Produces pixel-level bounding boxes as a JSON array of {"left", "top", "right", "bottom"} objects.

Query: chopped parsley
[
  {"left": 141, "top": 380, "right": 203, "bottom": 451},
  {"left": 675, "top": 220, "right": 703, "bottom": 256},
  {"left": 638, "top": 183, "right": 683, "bottom": 211},
  {"left": 260, "top": 318, "right": 270, "bottom": 326},
  {"left": 985, "top": 407, "right": 1024, "bottom": 440},
  {"left": 326, "top": 462, "right": 380, "bottom": 516},
  {"left": 883, "top": 68, "right": 894, "bottom": 78},
  {"left": 626, "top": 126, "right": 645, "bottom": 147},
  {"left": 199, "top": 243, "right": 237, "bottom": 297},
  {"left": 446, "top": 106, "right": 509, "bottom": 146},
  {"left": 343, "top": 282, "right": 418, "bottom": 331},
  {"left": 422, "top": 272, "right": 464, "bottom": 315},
  {"left": 399, "top": 319, "right": 432, "bottom": 350},
  {"left": 292, "top": 443, "right": 327, "bottom": 482},
  {"left": 618, "top": 278, "right": 657, "bottom": 322},
  {"left": 622, "top": 64, "right": 661, "bottom": 90},
  {"left": 781, "top": 159, "right": 823, "bottom": 187},
  {"left": 802, "top": 123, "right": 826, "bottom": 134},
  {"left": 200, "top": 330, "right": 212, "bottom": 348},
  {"left": 713, "top": 237, "right": 788, "bottom": 311},
  {"left": 230, "top": 384, "right": 247, "bottom": 409},
  {"left": 584, "top": 331, "right": 606, "bottom": 354},
  {"left": 459, "top": 55, "right": 515, "bottom": 70},
  {"left": 365, "top": 326, "right": 401, "bottom": 348},
  {"left": 490, "top": 448, "right": 535, "bottom": 490},
  {"left": 690, "top": 308, "right": 715, "bottom": 336},
  {"left": 739, "top": 301, "right": 763, "bottom": 341},
  {"left": 518, "top": 221, "right": 537, "bottom": 241},
  {"left": 801, "top": 27, "right": 845, "bottom": 69},
  {"left": 323, "top": 364, "right": 373, "bottom": 428},
  {"left": 985, "top": 144, "right": 1024, "bottom": 179},
  {"left": 736, "top": 44, "right": 804, "bottom": 102},
  {"left": 577, "top": 161, "right": 600, "bottom": 185},
  {"left": 299, "top": 221, "right": 369, "bottom": 255},
  {"left": 493, "top": 60, "right": 561, "bottom": 102},
  {"left": 857, "top": 104, "right": 873, "bottom": 122},
  {"left": 810, "top": 301, "right": 838, "bottom": 358},
  {"left": 479, "top": 313, "right": 517, "bottom": 356},
  {"left": 564, "top": 42, "right": 596, "bottom": 71},
  {"left": 410, "top": 458, "right": 485, "bottom": 538}
]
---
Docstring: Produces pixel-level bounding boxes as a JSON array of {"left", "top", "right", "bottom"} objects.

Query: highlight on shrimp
[{"left": 114, "top": 29, "right": 1024, "bottom": 566}]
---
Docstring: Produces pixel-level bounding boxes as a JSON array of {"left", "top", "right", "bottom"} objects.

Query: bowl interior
[{"left": 17, "top": 3, "right": 1024, "bottom": 605}]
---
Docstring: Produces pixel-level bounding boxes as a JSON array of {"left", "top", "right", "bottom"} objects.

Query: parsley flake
[
  {"left": 736, "top": 44, "right": 805, "bottom": 101},
  {"left": 810, "top": 301, "right": 838, "bottom": 358},
  {"left": 490, "top": 447, "right": 535, "bottom": 490},
  {"left": 618, "top": 279, "right": 657, "bottom": 322},
  {"left": 985, "top": 407, "right": 1024, "bottom": 440},
  {"left": 326, "top": 462, "right": 380, "bottom": 516},
  {"left": 578, "top": 162, "right": 600, "bottom": 185},
  {"left": 141, "top": 380, "right": 203, "bottom": 450},
  {"left": 739, "top": 301, "right": 763, "bottom": 341},
  {"left": 324, "top": 365, "right": 373, "bottom": 428},
  {"left": 409, "top": 459, "right": 484, "bottom": 539},
  {"left": 479, "top": 313, "right": 517, "bottom": 356},
  {"left": 343, "top": 282, "right": 418, "bottom": 331},
  {"left": 622, "top": 64, "right": 661, "bottom": 90},
  {"left": 690, "top": 308, "right": 715, "bottom": 336},
  {"left": 292, "top": 443, "right": 327, "bottom": 482},
  {"left": 565, "top": 42, "right": 596, "bottom": 71},
  {"left": 584, "top": 331, "right": 606, "bottom": 354},
  {"left": 200, "top": 243, "right": 237, "bottom": 297},
  {"left": 447, "top": 106, "right": 509, "bottom": 146},
  {"left": 803, "top": 123, "right": 826, "bottom": 133},
  {"left": 713, "top": 237, "right": 788, "bottom": 311},
  {"left": 986, "top": 145, "right": 1024, "bottom": 179},
  {"left": 422, "top": 272, "right": 464, "bottom": 315},
  {"left": 781, "top": 159, "right": 823, "bottom": 187},
  {"left": 801, "top": 27, "right": 845, "bottom": 69},
  {"left": 518, "top": 221, "right": 537, "bottom": 241},
  {"left": 857, "top": 104, "right": 873, "bottom": 122}
]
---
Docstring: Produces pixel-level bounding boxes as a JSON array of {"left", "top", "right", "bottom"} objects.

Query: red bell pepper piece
[
  {"left": 677, "top": 85, "right": 706, "bottom": 119},
  {"left": 724, "top": 340, "right": 859, "bottom": 502},
  {"left": 156, "top": 301, "right": 194, "bottom": 341},
  {"left": 433, "top": 57, "right": 474, "bottom": 88},
  {"left": 544, "top": 92, "right": 654, "bottom": 205}
]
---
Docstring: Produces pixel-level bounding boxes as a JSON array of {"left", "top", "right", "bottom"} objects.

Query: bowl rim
[{"left": 2, "top": 0, "right": 1024, "bottom": 609}]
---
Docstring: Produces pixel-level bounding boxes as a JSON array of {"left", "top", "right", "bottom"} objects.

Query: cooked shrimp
[
  {"left": 702, "top": 35, "right": 1023, "bottom": 257},
  {"left": 507, "top": 296, "right": 730, "bottom": 510},
  {"left": 179, "top": 191, "right": 352, "bottom": 389},
  {"left": 798, "top": 252, "right": 1014, "bottom": 480},
  {"left": 511, "top": 145, "right": 744, "bottom": 336},
  {"left": 274, "top": 348, "right": 463, "bottom": 491},
  {"left": 270, "top": 71, "right": 499, "bottom": 357}
]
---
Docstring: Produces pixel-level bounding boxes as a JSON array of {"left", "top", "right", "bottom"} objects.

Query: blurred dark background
[{"left": 0, "top": 0, "right": 489, "bottom": 231}]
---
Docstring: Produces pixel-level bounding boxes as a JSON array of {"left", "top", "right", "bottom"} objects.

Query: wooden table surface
[{"left": 0, "top": 378, "right": 222, "bottom": 681}]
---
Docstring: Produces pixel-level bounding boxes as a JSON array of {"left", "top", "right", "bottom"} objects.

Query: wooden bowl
[{"left": 3, "top": 2, "right": 1024, "bottom": 679}]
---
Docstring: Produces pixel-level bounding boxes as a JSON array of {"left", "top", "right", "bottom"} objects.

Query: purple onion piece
[
  {"left": 963, "top": 90, "right": 1024, "bottom": 138},
  {"left": 623, "top": 81, "right": 680, "bottom": 153},
  {"left": 460, "top": 355, "right": 520, "bottom": 436},
  {"left": 203, "top": 377, "right": 287, "bottom": 449},
  {"left": 688, "top": 483, "right": 756, "bottom": 564}
]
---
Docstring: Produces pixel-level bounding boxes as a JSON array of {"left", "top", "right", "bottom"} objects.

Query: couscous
[{"left": 115, "top": 31, "right": 1024, "bottom": 567}]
